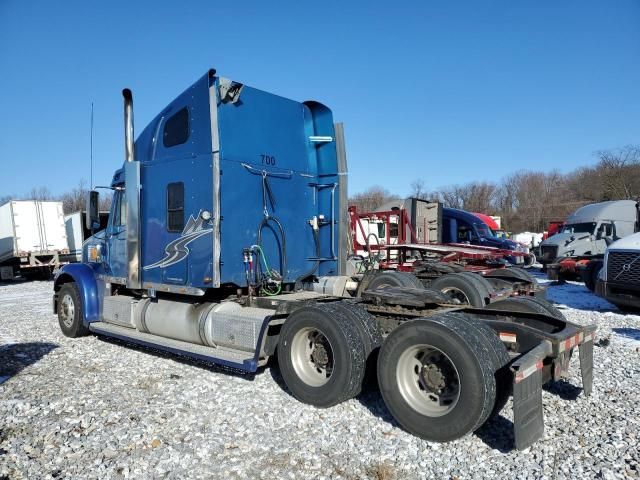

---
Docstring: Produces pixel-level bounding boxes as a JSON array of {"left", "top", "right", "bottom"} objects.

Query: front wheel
[
  {"left": 377, "top": 316, "right": 497, "bottom": 443},
  {"left": 57, "top": 282, "right": 89, "bottom": 338}
]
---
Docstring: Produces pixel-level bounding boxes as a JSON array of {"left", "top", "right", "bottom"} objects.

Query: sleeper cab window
[
  {"left": 167, "top": 182, "right": 185, "bottom": 232},
  {"left": 163, "top": 107, "right": 190, "bottom": 148}
]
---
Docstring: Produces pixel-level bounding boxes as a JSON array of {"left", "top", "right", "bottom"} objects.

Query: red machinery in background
[{"left": 348, "top": 206, "right": 542, "bottom": 306}]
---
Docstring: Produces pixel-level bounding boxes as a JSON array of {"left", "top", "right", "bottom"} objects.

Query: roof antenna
[{"left": 90, "top": 102, "right": 94, "bottom": 189}]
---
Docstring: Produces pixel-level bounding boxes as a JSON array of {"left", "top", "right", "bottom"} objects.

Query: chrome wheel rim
[
  {"left": 291, "top": 327, "right": 334, "bottom": 387},
  {"left": 441, "top": 287, "right": 470, "bottom": 305},
  {"left": 396, "top": 344, "right": 460, "bottom": 417},
  {"left": 60, "top": 294, "right": 75, "bottom": 328}
]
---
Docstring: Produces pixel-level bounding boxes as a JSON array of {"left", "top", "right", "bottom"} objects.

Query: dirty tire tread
[
  {"left": 277, "top": 304, "right": 366, "bottom": 408},
  {"left": 332, "top": 301, "right": 384, "bottom": 389},
  {"left": 448, "top": 313, "right": 512, "bottom": 421},
  {"left": 333, "top": 302, "right": 383, "bottom": 352},
  {"left": 430, "top": 313, "right": 501, "bottom": 430},
  {"left": 377, "top": 315, "right": 496, "bottom": 442}
]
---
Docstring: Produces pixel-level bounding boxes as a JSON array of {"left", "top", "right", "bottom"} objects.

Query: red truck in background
[{"left": 543, "top": 221, "right": 565, "bottom": 241}]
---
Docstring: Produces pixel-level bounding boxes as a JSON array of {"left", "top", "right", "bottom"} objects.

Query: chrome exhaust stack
[
  {"left": 123, "top": 88, "right": 135, "bottom": 162},
  {"left": 122, "top": 88, "right": 141, "bottom": 289}
]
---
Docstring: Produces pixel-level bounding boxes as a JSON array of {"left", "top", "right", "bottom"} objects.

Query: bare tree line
[
  {"left": 0, "top": 180, "right": 113, "bottom": 214},
  {"left": 2, "top": 145, "right": 638, "bottom": 232},
  {"left": 350, "top": 145, "right": 640, "bottom": 233}
]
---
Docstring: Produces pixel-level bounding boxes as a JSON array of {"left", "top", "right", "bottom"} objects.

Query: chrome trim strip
[
  {"left": 334, "top": 122, "right": 349, "bottom": 276},
  {"left": 209, "top": 78, "right": 221, "bottom": 288},
  {"left": 125, "top": 161, "right": 142, "bottom": 289},
  {"left": 97, "top": 274, "right": 127, "bottom": 285},
  {"left": 141, "top": 281, "right": 206, "bottom": 296}
]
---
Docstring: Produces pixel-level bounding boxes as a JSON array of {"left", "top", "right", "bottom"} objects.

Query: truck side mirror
[{"left": 86, "top": 190, "right": 100, "bottom": 230}]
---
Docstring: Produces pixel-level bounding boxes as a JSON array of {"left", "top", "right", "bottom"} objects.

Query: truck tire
[
  {"left": 331, "top": 301, "right": 383, "bottom": 388},
  {"left": 582, "top": 260, "right": 603, "bottom": 292},
  {"left": 277, "top": 304, "right": 366, "bottom": 408},
  {"left": 458, "top": 271, "right": 496, "bottom": 297},
  {"left": 367, "top": 271, "right": 424, "bottom": 290},
  {"left": 485, "top": 267, "right": 538, "bottom": 286},
  {"left": 523, "top": 253, "right": 536, "bottom": 268},
  {"left": 330, "top": 302, "right": 383, "bottom": 355},
  {"left": 377, "top": 315, "right": 496, "bottom": 443},
  {"left": 429, "top": 273, "right": 488, "bottom": 307},
  {"left": 489, "top": 296, "right": 565, "bottom": 321},
  {"left": 57, "top": 282, "right": 89, "bottom": 338},
  {"left": 444, "top": 312, "right": 512, "bottom": 422}
]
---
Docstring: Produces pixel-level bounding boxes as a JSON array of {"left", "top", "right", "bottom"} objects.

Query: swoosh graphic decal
[{"left": 143, "top": 211, "right": 213, "bottom": 270}]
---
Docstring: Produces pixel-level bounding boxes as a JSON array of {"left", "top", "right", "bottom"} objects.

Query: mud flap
[
  {"left": 579, "top": 339, "right": 593, "bottom": 396},
  {"left": 513, "top": 368, "right": 544, "bottom": 450},
  {"left": 511, "top": 340, "right": 551, "bottom": 450}
]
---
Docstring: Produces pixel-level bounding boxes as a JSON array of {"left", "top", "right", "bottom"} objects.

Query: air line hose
[
  {"left": 256, "top": 215, "right": 287, "bottom": 284},
  {"left": 295, "top": 226, "right": 321, "bottom": 286}
]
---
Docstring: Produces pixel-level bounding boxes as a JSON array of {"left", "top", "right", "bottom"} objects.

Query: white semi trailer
[
  {"left": 63, "top": 211, "right": 110, "bottom": 263},
  {"left": 0, "top": 200, "right": 69, "bottom": 280}
]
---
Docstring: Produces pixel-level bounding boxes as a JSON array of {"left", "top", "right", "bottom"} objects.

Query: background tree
[
  {"left": 28, "top": 186, "right": 53, "bottom": 201},
  {"left": 349, "top": 185, "right": 400, "bottom": 212}
]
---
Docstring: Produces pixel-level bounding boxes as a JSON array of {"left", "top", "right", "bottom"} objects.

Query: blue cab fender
[{"left": 53, "top": 264, "right": 100, "bottom": 326}]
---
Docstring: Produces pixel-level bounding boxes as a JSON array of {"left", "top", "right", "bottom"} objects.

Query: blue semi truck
[{"left": 53, "top": 69, "right": 596, "bottom": 450}]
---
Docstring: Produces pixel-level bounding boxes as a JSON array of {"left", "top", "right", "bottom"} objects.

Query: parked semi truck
[
  {"left": 0, "top": 200, "right": 69, "bottom": 280},
  {"left": 594, "top": 232, "right": 640, "bottom": 311},
  {"left": 53, "top": 70, "right": 596, "bottom": 450},
  {"left": 540, "top": 200, "right": 639, "bottom": 280}
]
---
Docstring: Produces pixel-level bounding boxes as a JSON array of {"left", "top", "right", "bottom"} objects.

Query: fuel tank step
[{"left": 88, "top": 321, "right": 258, "bottom": 372}]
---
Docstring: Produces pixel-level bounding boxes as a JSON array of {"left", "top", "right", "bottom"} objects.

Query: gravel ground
[{"left": 1, "top": 278, "right": 639, "bottom": 479}]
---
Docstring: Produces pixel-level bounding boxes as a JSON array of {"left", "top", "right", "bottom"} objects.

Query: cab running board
[{"left": 89, "top": 322, "right": 258, "bottom": 373}]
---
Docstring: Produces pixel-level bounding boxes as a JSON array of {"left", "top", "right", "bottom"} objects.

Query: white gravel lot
[{"left": 1, "top": 278, "right": 639, "bottom": 479}]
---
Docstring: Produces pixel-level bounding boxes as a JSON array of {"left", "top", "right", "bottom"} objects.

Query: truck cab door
[
  {"left": 106, "top": 189, "right": 128, "bottom": 278},
  {"left": 457, "top": 220, "right": 475, "bottom": 244},
  {"left": 595, "top": 222, "right": 615, "bottom": 250}
]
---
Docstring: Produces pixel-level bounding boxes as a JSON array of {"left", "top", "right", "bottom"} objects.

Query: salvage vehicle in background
[
  {"left": 542, "top": 220, "right": 564, "bottom": 241},
  {"left": 0, "top": 200, "right": 69, "bottom": 280},
  {"left": 53, "top": 69, "right": 595, "bottom": 450},
  {"left": 541, "top": 200, "right": 639, "bottom": 281},
  {"left": 471, "top": 212, "right": 506, "bottom": 239},
  {"left": 373, "top": 198, "right": 531, "bottom": 266},
  {"left": 349, "top": 205, "right": 542, "bottom": 307},
  {"left": 595, "top": 232, "right": 640, "bottom": 311},
  {"left": 472, "top": 211, "right": 537, "bottom": 267}
]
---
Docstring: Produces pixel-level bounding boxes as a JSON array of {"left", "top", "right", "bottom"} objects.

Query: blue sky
[{"left": 1, "top": 1, "right": 639, "bottom": 198}]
